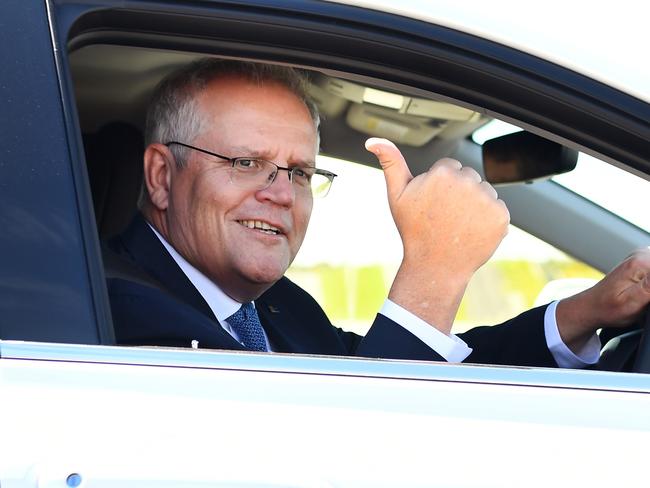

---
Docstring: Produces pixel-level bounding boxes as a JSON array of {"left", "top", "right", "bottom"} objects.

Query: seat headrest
[{"left": 85, "top": 122, "right": 144, "bottom": 239}]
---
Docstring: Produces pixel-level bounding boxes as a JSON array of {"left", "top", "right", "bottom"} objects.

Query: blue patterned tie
[{"left": 225, "top": 302, "right": 267, "bottom": 351}]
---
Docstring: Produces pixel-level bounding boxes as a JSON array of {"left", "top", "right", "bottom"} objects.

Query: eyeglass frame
[{"left": 164, "top": 141, "right": 337, "bottom": 196}]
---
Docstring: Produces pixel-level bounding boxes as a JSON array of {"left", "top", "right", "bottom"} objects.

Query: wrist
[
  {"left": 555, "top": 291, "right": 599, "bottom": 351},
  {"left": 388, "top": 260, "right": 471, "bottom": 335}
]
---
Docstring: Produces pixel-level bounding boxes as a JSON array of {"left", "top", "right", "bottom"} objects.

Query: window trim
[{"left": 3, "top": 340, "right": 650, "bottom": 392}]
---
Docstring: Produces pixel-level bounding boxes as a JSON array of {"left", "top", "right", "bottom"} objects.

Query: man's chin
[{"left": 241, "top": 262, "right": 289, "bottom": 287}]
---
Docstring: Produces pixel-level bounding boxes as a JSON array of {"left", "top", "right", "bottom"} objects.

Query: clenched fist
[
  {"left": 366, "top": 137, "right": 509, "bottom": 334},
  {"left": 557, "top": 248, "right": 650, "bottom": 353}
]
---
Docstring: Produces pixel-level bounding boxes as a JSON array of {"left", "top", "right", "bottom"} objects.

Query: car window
[
  {"left": 554, "top": 155, "right": 650, "bottom": 233},
  {"left": 287, "top": 156, "right": 400, "bottom": 335},
  {"left": 58, "top": 1, "right": 649, "bottom": 375},
  {"left": 71, "top": 43, "right": 643, "bottom": 370},
  {"left": 287, "top": 157, "right": 604, "bottom": 336}
]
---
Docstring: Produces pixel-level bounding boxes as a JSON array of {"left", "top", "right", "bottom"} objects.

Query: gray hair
[{"left": 144, "top": 58, "right": 320, "bottom": 168}]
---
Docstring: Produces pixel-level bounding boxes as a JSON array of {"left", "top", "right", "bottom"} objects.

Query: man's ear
[{"left": 143, "top": 143, "right": 174, "bottom": 211}]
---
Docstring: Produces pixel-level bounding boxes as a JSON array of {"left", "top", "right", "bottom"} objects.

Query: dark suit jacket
[{"left": 105, "top": 215, "right": 557, "bottom": 367}]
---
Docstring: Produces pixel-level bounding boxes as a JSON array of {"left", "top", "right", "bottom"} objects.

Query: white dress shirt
[
  {"left": 150, "top": 224, "right": 273, "bottom": 350},
  {"left": 381, "top": 297, "right": 600, "bottom": 366},
  {"left": 149, "top": 224, "right": 600, "bottom": 365}
]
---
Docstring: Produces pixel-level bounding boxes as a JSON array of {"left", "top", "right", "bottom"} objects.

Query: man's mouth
[{"left": 237, "top": 219, "right": 283, "bottom": 236}]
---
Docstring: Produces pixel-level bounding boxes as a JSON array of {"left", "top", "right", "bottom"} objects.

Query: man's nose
[{"left": 257, "top": 167, "right": 296, "bottom": 206}]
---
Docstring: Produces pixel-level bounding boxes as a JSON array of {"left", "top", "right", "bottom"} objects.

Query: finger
[
  {"left": 644, "top": 274, "right": 650, "bottom": 293},
  {"left": 365, "top": 137, "right": 413, "bottom": 202},
  {"left": 627, "top": 248, "right": 650, "bottom": 265},
  {"left": 621, "top": 252, "right": 650, "bottom": 284},
  {"left": 620, "top": 274, "right": 650, "bottom": 313},
  {"left": 460, "top": 166, "right": 482, "bottom": 183},
  {"left": 431, "top": 157, "right": 462, "bottom": 172},
  {"left": 480, "top": 180, "right": 498, "bottom": 199},
  {"left": 497, "top": 199, "right": 511, "bottom": 224}
]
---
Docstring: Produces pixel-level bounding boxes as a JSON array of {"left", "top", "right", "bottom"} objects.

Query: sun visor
[
  {"left": 307, "top": 82, "right": 349, "bottom": 118},
  {"left": 346, "top": 103, "right": 446, "bottom": 146},
  {"left": 312, "top": 77, "right": 482, "bottom": 146}
]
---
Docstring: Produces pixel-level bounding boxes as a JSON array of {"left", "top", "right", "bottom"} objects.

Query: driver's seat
[{"left": 84, "top": 121, "right": 144, "bottom": 240}]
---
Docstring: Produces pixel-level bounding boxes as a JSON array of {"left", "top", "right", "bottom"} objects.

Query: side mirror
[{"left": 482, "top": 131, "right": 578, "bottom": 185}]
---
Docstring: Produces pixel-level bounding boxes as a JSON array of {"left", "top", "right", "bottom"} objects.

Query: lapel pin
[{"left": 267, "top": 305, "right": 280, "bottom": 313}]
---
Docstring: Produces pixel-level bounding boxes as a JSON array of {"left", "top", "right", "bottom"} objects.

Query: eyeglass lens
[{"left": 229, "top": 158, "right": 333, "bottom": 197}]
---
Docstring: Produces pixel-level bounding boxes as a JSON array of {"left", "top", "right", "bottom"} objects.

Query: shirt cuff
[
  {"left": 544, "top": 300, "right": 601, "bottom": 368},
  {"left": 380, "top": 299, "right": 473, "bottom": 362}
]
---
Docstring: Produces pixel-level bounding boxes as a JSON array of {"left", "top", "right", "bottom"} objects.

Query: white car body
[
  {"left": 2, "top": 1, "right": 649, "bottom": 487},
  {"left": 2, "top": 342, "right": 650, "bottom": 487}
]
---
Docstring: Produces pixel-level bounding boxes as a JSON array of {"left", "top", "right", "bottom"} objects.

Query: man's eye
[
  {"left": 292, "top": 168, "right": 312, "bottom": 184},
  {"left": 234, "top": 159, "right": 261, "bottom": 170}
]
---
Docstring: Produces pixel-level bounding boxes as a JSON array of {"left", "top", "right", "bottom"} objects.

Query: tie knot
[
  {"left": 239, "top": 302, "right": 256, "bottom": 319},
  {"left": 226, "top": 303, "right": 267, "bottom": 352}
]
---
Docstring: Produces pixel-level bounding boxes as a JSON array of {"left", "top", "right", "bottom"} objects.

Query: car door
[{"left": 2, "top": 1, "right": 650, "bottom": 487}]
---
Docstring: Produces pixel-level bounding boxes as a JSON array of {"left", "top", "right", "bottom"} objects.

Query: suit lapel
[
  {"left": 113, "top": 215, "right": 216, "bottom": 321},
  {"left": 256, "top": 298, "right": 298, "bottom": 352},
  {"left": 112, "top": 215, "right": 332, "bottom": 354},
  {"left": 256, "top": 280, "right": 324, "bottom": 354}
]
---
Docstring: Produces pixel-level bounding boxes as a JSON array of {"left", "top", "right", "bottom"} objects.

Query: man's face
[{"left": 163, "top": 77, "right": 318, "bottom": 301}]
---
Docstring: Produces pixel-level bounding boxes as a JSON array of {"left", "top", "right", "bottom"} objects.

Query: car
[{"left": 2, "top": 1, "right": 650, "bottom": 486}]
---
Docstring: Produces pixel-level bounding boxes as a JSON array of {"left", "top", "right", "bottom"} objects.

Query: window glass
[
  {"left": 287, "top": 156, "right": 401, "bottom": 335},
  {"left": 553, "top": 154, "right": 650, "bottom": 232},
  {"left": 454, "top": 226, "right": 602, "bottom": 332},
  {"left": 287, "top": 155, "right": 603, "bottom": 335}
]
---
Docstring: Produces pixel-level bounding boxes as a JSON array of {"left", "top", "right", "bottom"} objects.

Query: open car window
[
  {"left": 51, "top": 1, "right": 647, "bottom": 376},
  {"left": 72, "top": 42, "right": 647, "bottom": 367}
]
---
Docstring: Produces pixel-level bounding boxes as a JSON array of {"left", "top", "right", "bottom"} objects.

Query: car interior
[
  {"left": 68, "top": 40, "right": 650, "bottom": 372},
  {"left": 72, "top": 45, "right": 493, "bottom": 240}
]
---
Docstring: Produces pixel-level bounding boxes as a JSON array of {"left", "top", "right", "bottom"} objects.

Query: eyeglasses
[{"left": 165, "top": 141, "right": 337, "bottom": 198}]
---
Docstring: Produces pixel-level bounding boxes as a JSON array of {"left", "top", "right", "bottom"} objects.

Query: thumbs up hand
[{"left": 366, "top": 137, "right": 509, "bottom": 334}]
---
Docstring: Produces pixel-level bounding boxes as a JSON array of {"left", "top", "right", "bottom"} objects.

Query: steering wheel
[{"left": 597, "top": 309, "right": 650, "bottom": 373}]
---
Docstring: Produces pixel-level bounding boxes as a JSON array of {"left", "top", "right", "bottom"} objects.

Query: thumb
[{"left": 365, "top": 137, "right": 413, "bottom": 203}]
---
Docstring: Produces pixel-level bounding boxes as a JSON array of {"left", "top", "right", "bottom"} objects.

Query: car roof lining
[
  {"left": 70, "top": 40, "right": 647, "bottom": 183},
  {"left": 70, "top": 43, "right": 493, "bottom": 177}
]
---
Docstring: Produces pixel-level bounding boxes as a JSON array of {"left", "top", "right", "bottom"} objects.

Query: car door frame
[{"left": 13, "top": 0, "right": 648, "bottom": 346}]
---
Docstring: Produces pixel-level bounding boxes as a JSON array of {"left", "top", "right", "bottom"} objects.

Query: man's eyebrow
[
  {"left": 228, "top": 145, "right": 265, "bottom": 157},
  {"left": 288, "top": 159, "right": 317, "bottom": 168},
  {"left": 229, "top": 146, "right": 316, "bottom": 167}
]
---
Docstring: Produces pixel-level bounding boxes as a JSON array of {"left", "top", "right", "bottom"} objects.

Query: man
[{"left": 106, "top": 58, "right": 650, "bottom": 367}]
